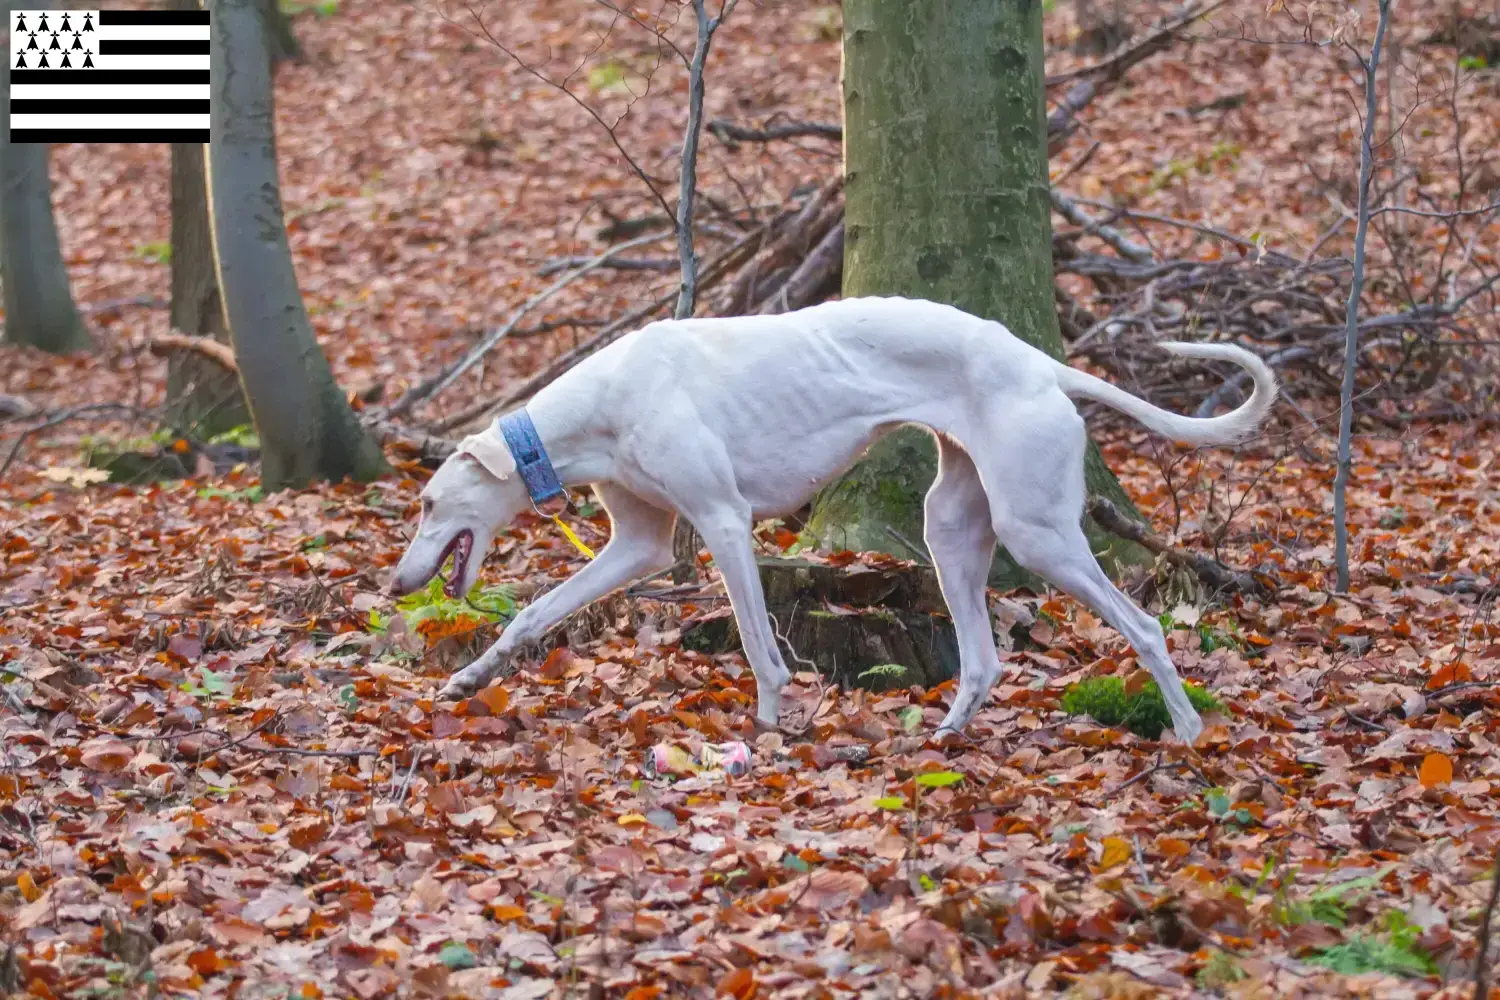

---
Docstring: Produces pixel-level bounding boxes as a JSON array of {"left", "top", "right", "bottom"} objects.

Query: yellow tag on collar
[{"left": 552, "top": 515, "right": 596, "bottom": 559}]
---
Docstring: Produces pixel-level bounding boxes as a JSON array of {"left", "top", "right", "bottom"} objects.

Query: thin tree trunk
[
  {"left": 1333, "top": 0, "right": 1392, "bottom": 593},
  {"left": 207, "top": 0, "right": 385, "bottom": 489},
  {"left": 813, "top": 0, "right": 1147, "bottom": 586},
  {"left": 669, "top": 0, "right": 737, "bottom": 584},
  {"left": 165, "top": 0, "right": 248, "bottom": 436},
  {"left": 0, "top": 6, "right": 90, "bottom": 355}
]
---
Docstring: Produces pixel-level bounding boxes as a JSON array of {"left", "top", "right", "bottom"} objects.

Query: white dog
[{"left": 388, "top": 297, "right": 1275, "bottom": 743}]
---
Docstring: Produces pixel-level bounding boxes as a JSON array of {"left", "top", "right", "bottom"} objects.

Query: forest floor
[{"left": 3, "top": 1, "right": 1500, "bottom": 997}]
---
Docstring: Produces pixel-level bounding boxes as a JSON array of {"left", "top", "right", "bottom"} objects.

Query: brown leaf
[{"left": 80, "top": 738, "right": 135, "bottom": 772}]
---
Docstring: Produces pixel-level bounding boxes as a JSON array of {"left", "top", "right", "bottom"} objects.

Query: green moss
[{"left": 1061, "top": 676, "right": 1223, "bottom": 739}]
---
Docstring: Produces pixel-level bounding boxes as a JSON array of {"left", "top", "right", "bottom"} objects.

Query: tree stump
[{"left": 680, "top": 557, "right": 962, "bottom": 692}]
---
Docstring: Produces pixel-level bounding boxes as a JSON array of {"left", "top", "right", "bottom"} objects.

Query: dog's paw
[{"left": 437, "top": 673, "right": 481, "bottom": 701}]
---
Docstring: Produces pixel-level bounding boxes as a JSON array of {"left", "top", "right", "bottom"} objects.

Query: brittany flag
[{"left": 7, "top": 9, "right": 209, "bottom": 142}]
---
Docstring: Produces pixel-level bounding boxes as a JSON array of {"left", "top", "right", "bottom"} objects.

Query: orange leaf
[
  {"left": 1426, "top": 661, "right": 1473, "bottom": 690},
  {"left": 624, "top": 987, "right": 664, "bottom": 1000},
  {"left": 187, "top": 947, "right": 232, "bottom": 974},
  {"left": 474, "top": 685, "right": 509, "bottom": 715},
  {"left": 1122, "top": 669, "right": 1151, "bottom": 700},
  {"left": 1156, "top": 837, "right": 1192, "bottom": 859},
  {"left": 17, "top": 871, "right": 41, "bottom": 902},
  {"left": 489, "top": 904, "right": 526, "bottom": 922},
  {"left": 1098, "top": 836, "right": 1132, "bottom": 870},
  {"left": 717, "top": 967, "right": 756, "bottom": 999},
  {"left": 1419, "top": 752, "right": 1453, "bottom": 788}
]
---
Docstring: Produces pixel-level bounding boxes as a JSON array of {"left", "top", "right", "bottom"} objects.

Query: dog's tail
[{"left": 1051, "top": 342, "right": 1278, "bottom": 446}]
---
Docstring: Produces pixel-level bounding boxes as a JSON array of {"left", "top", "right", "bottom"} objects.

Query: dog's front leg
[
  {"left": 686, "top": 510, "right": 793, "bottom": 726},
  {"left": 439, "top": 487, "right": 675, "bottom": 700}
]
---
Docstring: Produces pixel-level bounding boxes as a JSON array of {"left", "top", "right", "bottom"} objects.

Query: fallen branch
[
  {"left": 707, "top": 119, "right": 843, "bottom": 144},
  {"left": 1051, "top": 189, "right": 1152, "bottom": 263},
  {"left": 1046, "top": 1, "right": 1225, "bottom": 151},
  {"left": 753, "top": 220, "right": 844, "bottom": 315},
  {"left": 388, "top": 229, "right": 671, "bottom": 420},
  {"left": 713, "top": 179, "right": 842, "bottom": 316},
  {"left": 537, "top": 255, "right": 676, "bottom": 277},
  {"left": 362, "top": 414, "right": 458, "bottom": 463},
  {"left": 1087, "top": 495, "right": 1271, "bottom": 596},
  {"left": 0, "top": 403, "right": 152, "bottom": 484},
  {"left": 1046, "top": 0, "right": 1226, "bottom": 87},
  {"left": 81, "top": 294, "right": 169, "bottom": 316},
  {"left": 446, "top": 222, "right": 773, "bottom": 432},
  {"left": 145, "top": 332, "right": 239, "bottom": 372},
  {"left": 0, "top": 394, "right": 39, "bottom": 420}
]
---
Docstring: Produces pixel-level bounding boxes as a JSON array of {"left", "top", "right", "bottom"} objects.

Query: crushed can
[{"left": 645, "top": 740, "right": 752, "bottom": 779}]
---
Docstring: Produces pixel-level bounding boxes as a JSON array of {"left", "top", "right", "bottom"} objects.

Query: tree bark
[
  {"left": 207, "top": 0, "right": 385, "bottom": 489},
  {"left": 814, "top": 0, "right": 1147, "bottom": 586},
  {"left": 165, "top": 0, "right": 248, "bottom": 436},
  {"left": 168, "top": 141, "right": 250, "bottom": 435},
  {"left": 0, "top": 8, "right": 90, "bottom": 355},
  {"left": 260, "top": 0, "right": 301, "bottom": 64}
]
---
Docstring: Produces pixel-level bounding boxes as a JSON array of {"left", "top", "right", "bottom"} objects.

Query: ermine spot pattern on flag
[{"left": 8, "top": 9, "right": 209, "bottom": 143}]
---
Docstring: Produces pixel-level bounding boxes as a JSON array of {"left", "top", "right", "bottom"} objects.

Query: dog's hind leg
[
  {"left": 976, "top": 399, "right": 1205, "bottom": 743},
  {"left": 925, "top": 436, "right": 1006, "bottom": 737},
  {"left": 438, "top": 484, "right": 675, "bottom": 700}
]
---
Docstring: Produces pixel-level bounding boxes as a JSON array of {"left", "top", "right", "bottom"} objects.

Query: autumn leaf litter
[{"left": 3, "top": 0, "right": 1500, "bottom": 997}]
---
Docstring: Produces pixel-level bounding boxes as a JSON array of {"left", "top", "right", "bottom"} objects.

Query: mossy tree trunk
[
  {"left": 260, "top": 0, "right": 300, "bottom": 64},
  {"left": 207, "top": 0, "right": 386, "bottom": 489},
  {"left": 812, "top": 0, "right": 1147, "bottom": 586},
  {"left": 165, "top": 0, "right": 249, "bottom": 436},
  {"left": 0, "top": 6, "right": 90, "bottom": 355}
]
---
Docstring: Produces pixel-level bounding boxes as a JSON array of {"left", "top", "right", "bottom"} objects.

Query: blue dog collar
[{"left": 497, "top": 409, "right": 566, "bottom": 508}]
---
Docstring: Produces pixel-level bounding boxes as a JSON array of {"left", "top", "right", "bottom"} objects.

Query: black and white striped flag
[{"left": 8, "top": 8, "right": 209, "bottom": 143}]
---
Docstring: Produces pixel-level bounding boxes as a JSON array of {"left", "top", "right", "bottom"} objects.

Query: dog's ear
[{"left": 455, "top": 428, "right": 515, "bottom": 482}]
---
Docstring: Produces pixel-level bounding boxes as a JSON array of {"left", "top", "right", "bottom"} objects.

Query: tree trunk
[
  {"left": 168, "top": 143, "right": 251, "bottom": 436},
  {"left": 261, "top": 0, "right": 301, "bottom": 64},
  {"left": 814, "top": 0, "right": 1146, "bottom": 587},
  {"left": 0, "top": 12, "right": 90, "bottom": 355},
  {"left": 165, "top": 0, "right": 249, "bottom": 436},
  {"left": 207, "top": 0, "right": 385, "bottom": 489}
]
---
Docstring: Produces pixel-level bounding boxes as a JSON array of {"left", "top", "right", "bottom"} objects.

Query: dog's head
[{"left": 386, "top": 429, "right": 530, "bottom": 600}]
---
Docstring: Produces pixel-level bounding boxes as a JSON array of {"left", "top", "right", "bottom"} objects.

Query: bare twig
[
  {"left": 450, "top": 3, "right": 676, "bottom": 225},
  {"left": 674, "top": 0, "right": 739, "bottom": 320},
  {"left": 393, "top": 230, "right": 670, "bottom": 420},
  {"left": 1333, "top": 0, "right": 1391, "bottom": 594}
]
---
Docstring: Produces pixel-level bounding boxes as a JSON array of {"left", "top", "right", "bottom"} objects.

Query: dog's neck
[{"left": 522, "top": 383, "right": 615, "bottom": 487}]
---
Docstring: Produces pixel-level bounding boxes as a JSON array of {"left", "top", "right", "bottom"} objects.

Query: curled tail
[{"left": 1051, "top": 342, "right": 1278, "bottom": 446}]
